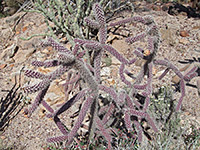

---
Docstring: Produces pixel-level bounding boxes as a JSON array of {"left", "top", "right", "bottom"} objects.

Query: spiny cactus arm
[
  {"left": 99, "top": 85, "right": 118, "bottom": 101},
  {"left": 57, "top": 52, "right": 75, "bottom": 64},
  {"left": 147, "top": 37, "right": 155, "bottom": 53},
  {"left": 124, "top": 69, "right": 136, "bottom": 79},
  {"left": 84, "top": 17, "right": 101, "bottom": 29},
  {"left": 47, "top": 65, "right": 72, "bottom": 81},
  {"left": 119, "top": 63, "right": 132, "bottom": 87},
  {"left": 95, "top": 117, "right": 112, "bottom": 149},
  {"left": 129, "top": 109, "right": 146, "bottom": 117},
  {"left": 153, "top": 59, "right": 184, "bottom": 79},
  {"left": 102, "top": 103, "right": 115, "bottom": 124},
  {"left": 75, "top": 59, "right": 98, "bottom": 90},
  {"left": 109, "top": 18, "right": 135, "bottom": 26},
  {"left": 72, "top": 44, "right": 80, "bottom": 56},
  {"left": 41, "top": 100, "right": 54, "bottom": 114},
  {"left": 118, "top": 89, "right": 126, "bottom": 104},
  {"left": 31, "top": 60, "right": 45, "bottom": 67},
  {"left": 54, "top": 116, "right": 68, "bottom": 135},
  {"left": 63, "top": 73, "right": 81, "bottom": 86},
  {"left": 47, "top": 135, "right": 68, "bottom": 143},
  {"left": 93, "top": 3, "right": 106, "bottom": 26},
  {"left": 126, "top": 32, "right": 146, "bottom": 44},
  {"left": 183, "top": 66, "right": 198, "bottom": 81},
  {"left": 23, "top": 79, "right": 51, "bottom": 94},
  {"left": 133, "top": 120, "right": 143, "bottom": 143},
  {"left": 133, "top": 84, "right": 147, "bottom": 90},
  {"left": 50, "top": 88, "right": 88, "bottom": 117},
  {"left": 42, "top": 37, "right": 73, "bottom": 54},
  {"left": 158, "top": 68, "right": 170, "bottom": 80},
  {"left": 99, "top": 27, "right": 107, "bottom": 44},
  {"left": 67, "top": 95, "right": 94, "bottom": 144},
  {"left": 124, "top": 110, "right": 133, "bottom": 131},
  {"left": 31, "top": 60, "right": 60, "bottom": 68},
  {"left": 109, "top": 16, "right": 146, "bottom": 27},
  {"left": 145, "top": 113, "right": 158, "bottom": 132},
  {"left": 128, "top": 58, "right": 137, "bottom": 65},
  {"left": 24, "top": 69, "right": 46, "bottom": 79},
  {"left": 143, "top": 97, "right": 150, "bottom": 112},
  {"left": 94, "top": 50, "right": 102, "bottom": 83},
  {"left": 125, "top": 94, "right": 142, "bottom": 109},
  {"left": 25, "top": 84, "right": 50, "bottom": 117},
  {"left": 103, "top": 44, "right": 129, "bottom": 64},
  {"left": 176, "top": 79, "right": 185, "bottom": 111},
  {"left": 83, "top": 42, "right": 102, "bottom": 52},
  {"left": 147, "top": 62, "right": 153, "bottom": 94},
  {"left": 133, "top": 49, "right": 144, "bottom": 58},
  {"left": 98, "top": 105, "right": 109, "bottom": 115}
]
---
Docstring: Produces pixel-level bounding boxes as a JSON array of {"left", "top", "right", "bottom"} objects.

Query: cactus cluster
[{"left": 23, "top": 2, "right": 199, "bottom": 149}]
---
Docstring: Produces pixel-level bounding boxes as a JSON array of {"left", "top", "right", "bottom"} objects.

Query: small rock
[
  {"left": 101, "top": 67, "right": 111, "bottom": 76},
  {"left": 180, "top": 30, "right": 189, "bottom": 37},
  {"left": 179, "top": 39, "right": 189, "bottom": 45},
  {"left": 0, "top": 64, "right": 7, "bottom": 69},
  {"left": 0, "top": 136, "right": 6, "bottom": 140}
]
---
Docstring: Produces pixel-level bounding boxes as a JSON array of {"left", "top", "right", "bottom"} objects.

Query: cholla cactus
[{"left": 23, "top": 2, "right": 199, "bottom": 149}]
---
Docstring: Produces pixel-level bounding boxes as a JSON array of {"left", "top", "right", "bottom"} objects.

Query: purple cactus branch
[
  {"left": 125, "top": 94, "right": 142, "bottom": 109},
  {"left": 102, "top": 103, "right": 115, "bottom": 124},
  {"left": 24, "top": 69, "right": 46, "bottom": 79},
  {"left": 119, "top": 63, "right": 132, "bottom": 87},
  {"left": 94, "top": 50, "right": 102, "bottom": 83},
  {"left": 133, "top": 120, "right": 143, "bottom": 143},
  {"left": 67, "top": 95, "right": 94, "bottom": 144},
  {"left": 26, "top": 84, "right": 50, "bottom": 117},
  {"left": 133, "top": 84, "right": 147, "bottom": 90},
  {"left": 99, "top": 85, "right": 118, "bottom": 101},
  {"left": 103, "top": 44, "right": 129, "bottom": 64},
  {"left": 183, "top": 66, "right": 198, "bottom": 81},
  {"left": 159, "top": 68, "right": 170, "bottom": 80},
  {"left": 54, "top": 116, "right": 68, "bottom": 135},
  {"left": 31, "top": 60, "right": 45, "bottom": 67},
  {"left": 147, "top": 37, "right": 155, "bottom": 53},
  {"left": 93, "top": 3, "right": 106, "bottom": 26},
  {"left": 84, "top": 17, "right": 101, "bottom": 29},
  {"left": 176, "top": 79, "right": 186, "bottom": 111},
  {"left": 83, "top": 42, "right": 102, "bottom": 51},
  {"left": 95, "top": 117, "right": 112, "bottom": 149},
  {"left": 99, "top": 27, "right": 107, "bottom": 44},
  {"left": 124, "top": 110, "right": 133, "bottom": 131},
  {"left": 126, "top": 32, "right": 146, "bottom": 44},
  {"left": 47, "top": 135, "right": 68, "bottom": 143},
  {"left": 133, "top": 49, "right": 144, "bottom": 58},
  {"left": 57, "top": 52, "right": 75, "bottom": 64},
  {"left": 23, "top": 79, "right": 50, "bottom": 94},
  {"left": 51, "top": 88, "right": 88, "bottom": 117},
  {"left": 109, "top": 16, "right": 146, "bottom": 27},
  {"left": 145, "top": 113, "right": 158, "bottom": 132},
  {"left": 153, "top": 59, "right": 184, "bottom": 79},
  {"left": 72, "top": 44, "right": 80, "bottom": 56},
  {"left": 23, "top": 3, "right": 198, "bottom": 147},
  {"left": 42, "top": 37, "right": 72, "bottom": 54},
  {"left": 41, "top": 100, "right": 54, "bottom": 114}
]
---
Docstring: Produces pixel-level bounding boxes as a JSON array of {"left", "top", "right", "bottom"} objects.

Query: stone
[
  {"left": 0, "top": 64, "right": 7, "bottom": 69},
  {"left": 160, "top": 28, "right": 178, "bottom": 46},
  {"left": 179, "top": 39, "right": 189, "bottom": 45},
  {"left": 180, "top": 30, "right": 189, "bottom": 37}
]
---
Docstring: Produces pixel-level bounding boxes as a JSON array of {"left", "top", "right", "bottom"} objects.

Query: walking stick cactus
[{"left": 23, "top": 2, "right": 199, "bottom": 149}]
